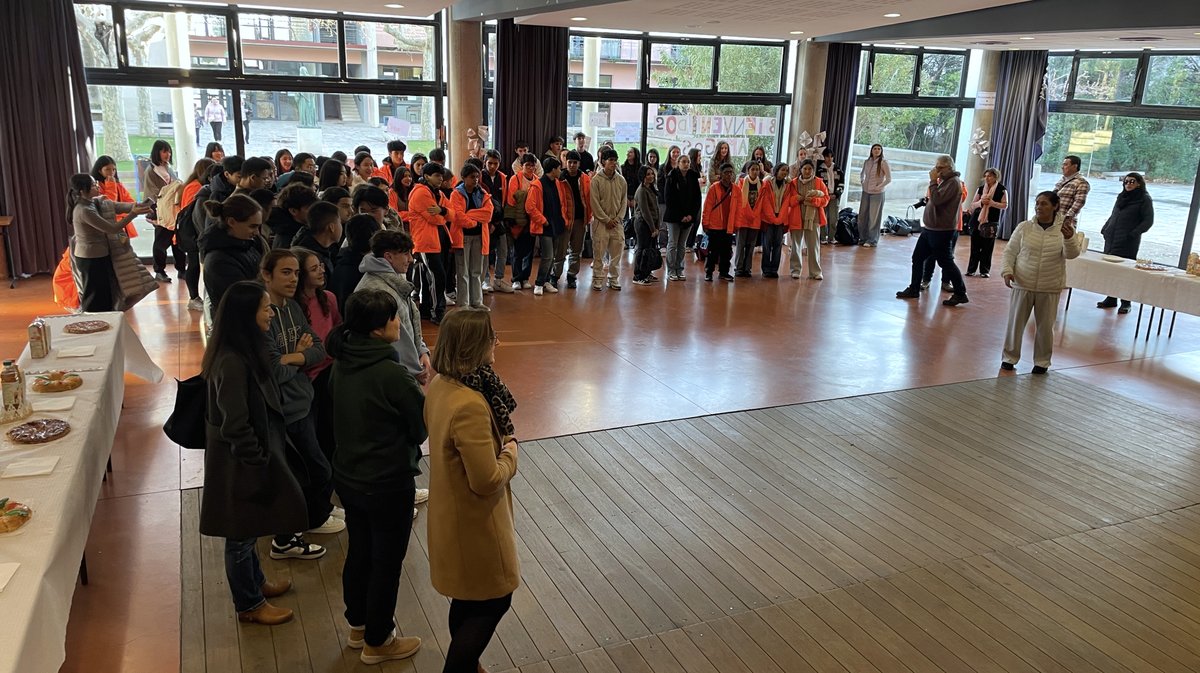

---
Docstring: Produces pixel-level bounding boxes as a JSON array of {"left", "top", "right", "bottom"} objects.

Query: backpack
[
  {"left": 176, "top": 198, "right": 200, "bottom": 253},
  {"left": 156, "top": 181, "right": 185, "bottom": 230},
  {"left": 835, "top": 208, "right": 859, "bottom": 245}
]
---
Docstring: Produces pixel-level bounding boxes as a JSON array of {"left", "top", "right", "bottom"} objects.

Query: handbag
[
  {"left": 163, "top": 374, "right": 206, "bottom": 449},
  {"left": 647, "top": 246, "right": 663, "bottom": 272}
]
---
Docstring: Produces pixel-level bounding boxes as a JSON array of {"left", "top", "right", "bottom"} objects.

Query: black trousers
[
  {"left": 274, "top": 415, "right": 334, "bottom": 543},
  {"left": 421, "top": 227, "right": 453, "bottom": 316},
  {"left": 967, "top": 231, "right": 997, "bottom": 274},
  {"left": 184, "top": 251, "right": 202, "bottom": 300},
  {"left": 443, "top": 593, "right": 513, "bottom": 673},
  {"left": 339, "top": 478, "right": 415, "bottom": 647},
  {"left": 922, "top": 230, "right": 960, "bottom": 283},
  {"left": 210, "top": 121, "right": 222, "bottom": 141},
  {"left": 511, "top": 227, "right": 534, "bottom": 284},
  {"left": 152, "top": 225, "right": 186, "bottom": 275},
  {"left": 911, "top": 229, "right": 966, "bottom": 294},
  {"left": 703, "top": 229, "right": 733, "bottom": 276},
  {"left": 633, "top": 218, "right": 655, "bottom": 280},
  {"left": 311, "top": 367, "right": 336, "bottom": 463},
  {"left": 76, "top": 255, "right": 115, "bottom": 312}
]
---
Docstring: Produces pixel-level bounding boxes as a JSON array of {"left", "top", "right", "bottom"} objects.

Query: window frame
[{"left": 1048, "top": 49, "right": 1200, "bottom": 118}]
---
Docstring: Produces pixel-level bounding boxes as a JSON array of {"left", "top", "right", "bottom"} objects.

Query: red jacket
[
  {"left": 449, "top": 185, "right": 495, "bottom": 254},
  {"left": 524, "top": 177, "right": 572, "bottom": 237},
  {"left": 702, "top": 182, "right": 741, "bottom": 234},
  {"left": 758, "top": 178, "right": 795, "bottom": 226},
  {"left": 406, "top": 183, "right": 455, "bottom": 253},
  {"left": 786, "top": 177, "right": 830, "bottom": 229}
]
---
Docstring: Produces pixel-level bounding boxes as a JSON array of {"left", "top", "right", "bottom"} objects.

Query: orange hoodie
[
  {"left": 448, "top": 184, "right": 495, "bottom": 254},
  {"left": 407, "top": 183, "right": 456, "bottom": 253},
  {"left": 786, "top": 177, "right": 831, "bottom": 230},
  {"left": 703, "top": 182, "right": 741, "bottom": 234}
]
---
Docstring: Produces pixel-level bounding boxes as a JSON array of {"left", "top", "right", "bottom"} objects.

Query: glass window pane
[
  {"left": 123, "top": 10, "right": 229, "bottom": 70},
  {"left": 239, "top": 14, "right": 340, "bottom": 77},
  {"left": 646, "top": 103, "right": 782, "bottom": 175},
  {"left": 1036, "top": 112, "right": 1199, "bottom": 263},
  {"left": 74, "top": 4, "right": 118, "bottom": 69},
  {"left": 718, "top": 44, "right": 784, "bottom": 94},
  {"left": 347, "top": 21, "right": 435, "bottom": 81},
  {"left": 1143, "top": 55, "right": 1200, "bottom": 107},
  {"left": 1046, "top": 55, "right": 1073, "bottom": 101},
  {"left": 242, "top": 89, "right": 438, "bottom": 159},
  {"left": 917, "top": 52, "right": 964, "bottom": 97},
  {"left": 1074, "top": 57, "right": 1138, "bottom": 102},
  {"left": 870, "top": 52, "right": 917, "bottom": 94},
  {"left": 569, "top": 35, "right": 642, "bottom": 89},
  {"left": 486, "top": 30, "right": 496, "bottom": 83},
  {"left": 846, "top": 106, "right": 958, "bottom": 219},
  {"left": 568, "top": 101, "right": 642, "bottom": 155},
  {"left": 88, "top": 84, "right": 233, "bottom": 257},
  {"left": 650, "top": 43, "right": 714, "bottom": 89}
]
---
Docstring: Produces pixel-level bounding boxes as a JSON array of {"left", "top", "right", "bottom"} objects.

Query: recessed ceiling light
[
  {"left": 383, "top": 3, "right": 404, "bottom": 7},
  {"left": 895, "top": 41, "right": 907, "bottom": 45},
  {"left": 570, "top": 16, "right": 587, "bottom": 21},
  {"left": 1019, "top": 36, "right": 1035, "bottom": 40},
  {"left": 883, "top": 13, "right": 901, "bottom": 18},
  {"left": 790, "top": 30, "right": 804, "bottom": 35}
]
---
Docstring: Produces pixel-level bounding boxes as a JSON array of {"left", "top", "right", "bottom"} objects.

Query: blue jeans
[{"left": 225, "top": 537, "right": 265, "bottom": 613}]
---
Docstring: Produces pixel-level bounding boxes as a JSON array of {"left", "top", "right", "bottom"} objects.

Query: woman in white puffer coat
[{"left": 1000, "top": 190, "right": 1084, "bottom": 374}]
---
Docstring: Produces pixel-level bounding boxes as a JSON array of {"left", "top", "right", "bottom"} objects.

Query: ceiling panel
[{"left": 909, "top": 28, "right": 1200, "bottom": 51}]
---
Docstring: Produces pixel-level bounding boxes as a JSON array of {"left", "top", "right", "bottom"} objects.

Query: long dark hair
[
  {"left": 274, "top": 148, "right": 293, "bottom": 174},
  {"left": 623, "top": 147, "right": 641, "bottom": 167},
  {"left": 150, "top": 140, "right": 172, "bottom": 166},
  {"left": 90, "top": 156, "right": 118, "bottom": 183},
  {"left": 326, "top": 289, "right": 398, "bottom": 359},
  {"left": 390, "top": 166, "right": 413, "bottom": 203},
  {"left": 292, "top": 247, "right": 332, "bottom": 322},
  {"left": 201, "top": 280, "right": 271, "bottom": 381},
  {"left": 317, "top": 159, "right": 345, "bottom": 192},
  {"left": 66, "top": 173, "right": 94, "bottom": 222},
  {"left": 204, "top": 142, "right": 224, "bottom": 159}
]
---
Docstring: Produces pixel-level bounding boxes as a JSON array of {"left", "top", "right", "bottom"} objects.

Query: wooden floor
[{"left": 181, "top": 374, "right": 1200, "bottom": 673}]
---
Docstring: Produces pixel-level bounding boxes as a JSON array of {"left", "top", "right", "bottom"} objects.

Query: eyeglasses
[{"left": 1123, "top": 179, "right": 1138, "bottom": 185}]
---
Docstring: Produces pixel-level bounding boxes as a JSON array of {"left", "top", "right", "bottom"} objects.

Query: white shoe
[
  {"left": 511, "top": 281, "right": 522, "bottom": 291},
  {"left": 308, "top": 514, "right": 346, "bottom": 535},
  {"left": 330, "top": 506, "right": 346, "bottom": 519},
  {"left": 543, "top": 282, "right": 558, "bottom": 294},
  {"left": 497, "top": 280, "right": 514, "bottom": 293},
  {"left": 791, "top": 271, "right": 801, "bottom": 279},
  {"left": 187, "top": 297, "right": 204, "bottom": 312},
  {"left": 482, "top": 281, "right": 493, "bottom": 293},
  {"left": 414, "top": 488, "right": 429, "bottom": 504},
  {"left": 413, "top": 507, "right": 419, "bottom": 520},
  {"left": 811, "top": 274, "right": 824, "bottom": 280},
  {"left": 533, "top": 284, "right": 544, "bottom": 296},
  {"left": 444, "top": 293, "right": 456, "bottom": 306}
]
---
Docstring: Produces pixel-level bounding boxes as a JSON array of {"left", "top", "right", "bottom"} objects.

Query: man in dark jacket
[
  {"left": 268, "top": 183, "right": 319, "bottom": 248},
  {"left": 897, "top": 155, "right": 969, "bottom": 306},
  {"left": 290, "top": 201, "right": 342, "bottom": 278},
  {"left": 330, "top": 214, "right": 381, "bottom": 313}
]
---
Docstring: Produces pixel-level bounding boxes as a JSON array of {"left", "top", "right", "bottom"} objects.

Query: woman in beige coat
[{"left": 424, "top": 308, "right": 519, "bottom": 673}]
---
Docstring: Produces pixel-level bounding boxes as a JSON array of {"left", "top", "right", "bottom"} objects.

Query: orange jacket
[
  {"left": 702, "top": 182, "right": 741, "bottom": 234},
  {"left": 98, "top": 178, "right": 138, "bottom": 238},
  {"left": 524, "top": 177, "right": 572, "bottom": 237},
  {"left": 560, "top": 171, "right": 593, "bottom": 225},
  {"left": 406, "top": 183, "right": 455, "bottom": 253},
  {"left": 505, "top": 172, "right": 537, "bottom": 207},
  {"left": 180, "top": 180, "right": 202, "bottom": 210},
  {"left": 786, "top": 177, "right": 830, "bottom": 229},
  {"left": 735, "top": 177, "right": 766, "bottom": 230},
  {"left": 758, "top": 178, "right": 795, "bottom": 226},
  {"left": 449, "top": 185, "right": 495, "bottom": 254}
]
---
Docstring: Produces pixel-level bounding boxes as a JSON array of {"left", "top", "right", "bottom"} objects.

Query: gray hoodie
[
  {"left": 354, "top": 255, "right": 430, "bottom": 376},
  {"left": 266, "top": 297, "right": 326, "bottom": 425}
]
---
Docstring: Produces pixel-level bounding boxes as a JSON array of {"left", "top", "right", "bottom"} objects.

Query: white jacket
[{"left": 1002, "top": 215, "right": 1084, "bottom": 293}]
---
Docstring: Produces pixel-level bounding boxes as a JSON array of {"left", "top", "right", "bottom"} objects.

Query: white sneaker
[
  {"left": 533, "top": 284, "right": 544, "bottom": 296},
  {"left": 444, "top": 293, "right": 457, "bottom": 306},
  {"left": 511, "top": 281, "right": 522, "bottom": 290},
  {"left": 187, "top": 297, "right": 204, "bottom": 312},
  {"left": 543, "top": 282, "right": 558, "bottom": 294},
  {"left": 812, "top": 274, "right": 824, "bottom": 281},
  {"left": 308, "top": 514, "right": 346, "bottom": 535},
  {"left": 330, "top": 506, "right": 346, "bottom": 519},
  {"left": 413, "top": 507, "right": 419, "bottom": 520},
  {"left": 482, "top": 280, "right": 493, "bottom": 293},
  {"left": 414, "top": 488, "right": 429, "bottom": 504},
  {"left": 791, "top": 271, "right": 801, "bottom": 279},
  {"left": 497, "top": 280, "right": 514, "bottom": 293}
]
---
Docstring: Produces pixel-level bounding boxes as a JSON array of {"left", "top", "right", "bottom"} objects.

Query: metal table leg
[
  {"left": 1169, "top": 311, "right": 1177, "bottom": 338},
  {"left": 1157, "top": 308, "right": 1165, "bottom": 336},
  {"left": 1146, "top": 307, "right": 1155, "bottom": 342},
  {"left": 1135, "top": 304, "right": 1144, "bottom": 339},
  {"left": 1065, "top": 287, "right": 1072, "bottom": 311}
]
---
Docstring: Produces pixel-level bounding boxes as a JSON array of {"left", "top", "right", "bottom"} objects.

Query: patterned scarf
[{"left": 458, "top": 364, "right": 517, "bottom": 438}]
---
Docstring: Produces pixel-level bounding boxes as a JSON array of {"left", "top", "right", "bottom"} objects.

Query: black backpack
[{"left": 835, "top": 208, "right": 859, "bottom": 245}]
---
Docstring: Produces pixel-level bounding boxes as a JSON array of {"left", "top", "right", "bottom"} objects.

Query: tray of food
[
  {"left": 31, "top": 372, "right": 82, "bottom": 393},
  {"left": 63, "top": 320, "right": 111, "bottom": 335},
  {"left": 0, "top": 498, "right": 32, "bottom": 534},
  {"left": 5, "top": 418, "right": 70, "bottom": 444}
]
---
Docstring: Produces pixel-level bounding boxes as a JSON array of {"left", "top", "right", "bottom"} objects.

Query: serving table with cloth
[
  {"left": 1065, "top": 250, "right": 1200, "bottom": 339},
  {"left": 0, "top": 312, "right": 162, "bottom": 673}
]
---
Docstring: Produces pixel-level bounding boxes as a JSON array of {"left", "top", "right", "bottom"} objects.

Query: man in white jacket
[{"left": 1000, "top": 190, "right": 1083, "bottom": 374}]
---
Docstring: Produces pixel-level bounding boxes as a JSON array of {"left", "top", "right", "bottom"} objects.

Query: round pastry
[
  {"left": 64, "top": 320, "right": 111, "bottom": 334},
  {"left": 6, "top": 418, "right": 71, "bottom": 444},
  {"left": 0, "top": 498, "right": 31, "bottom": 534},
  {"left": 32, "top": 371, "right": 82, "bottom": 393}
]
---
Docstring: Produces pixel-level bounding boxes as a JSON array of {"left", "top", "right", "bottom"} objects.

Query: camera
[{"left": 912, "top": 197, "right": 928, "bottom": 209}]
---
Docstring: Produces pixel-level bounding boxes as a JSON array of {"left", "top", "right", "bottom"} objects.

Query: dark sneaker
[
  {"left": 1031, "top": 366, "right": 1049, "bottom": 375},
  {"left": 155, "top": 272, "right": 172, "bottom": 283},
  {"left": 719, "top": 273, "right": 734, "bottom": 281},
  {"left": 1000, "top": 362, "right": 1016, "bottom": 371},
  {"left": 704, "top": 273, "right": 713, "bottom": 282},
  {"left": 566, "top": 276, "right": 577, "bottom": 289},
  {"left": 919, "top": 280, "right": 931, "bottom": 291},
  {"left": 896, "top": 287, "right": 920, "bottom": 299},
  {"left": 270, "top": 535, "right": 327, "bottom": 560},
  {"left": 943, "top": 294, "right": 970, "bottom": 306}
]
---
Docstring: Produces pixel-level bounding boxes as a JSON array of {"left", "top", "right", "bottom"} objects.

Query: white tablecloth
[
  {"left": 0, "top": 312, "right": 162, "bottom": 673},
  {"left": 1066, "top": 251, "right": 1200, "bottom": 316}
]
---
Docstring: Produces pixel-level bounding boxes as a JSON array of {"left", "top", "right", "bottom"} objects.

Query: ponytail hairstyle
[
  {"left": 326, "top": 289, "right": 398, "bottom": 359},
  {"left": 203, "top": 193, "right": 262, "bottom": 228},
  {"left": 67, "top": 173, "right": 95, "bottom": 222},
  {"left": 292, "top": 246, "right": 333, "bottom": 322}
]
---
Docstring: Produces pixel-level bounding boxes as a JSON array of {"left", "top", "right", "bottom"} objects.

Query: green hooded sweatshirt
[{"left": 330, "top": 332, "right": 427, "bottom": 493}]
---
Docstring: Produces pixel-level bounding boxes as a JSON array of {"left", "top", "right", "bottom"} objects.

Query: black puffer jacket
[
  {"left": 199, "top": 225, "right": 268, "bottom": 307},
  {"left": 267, "top": 206, "right": 305, "bottom": 249},
  {"left": 1101, "top": 189, "right": 1154, "bottom": 258},
  {"left": 662, "top": 168, "right": 701, "bottom": 223}
]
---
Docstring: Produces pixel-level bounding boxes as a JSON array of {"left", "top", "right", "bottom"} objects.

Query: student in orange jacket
[
  {"left": 408, "top": 162, "right": 456, "bottom": 323},
  {"left": 525, "top": 157, "right": 573, "bottom": 295},
  {"left": 480, "top": 150, "right": 510, "bottom": 293},
  {"left": 449, "top": 163, "right": 494, "bottom": 309},
  {"left": 787, "top": 159, "right": 830, "bottom": 280},
  {"left": 373, "top": 140, "right": 407, "bottom": 182},
  {"left": 505, "top": 154, "right": 539, "bottom": 289},
  {"left": 759, "top": 163, "right": 795, "bottom": 278},
  {"left": 560, "top": 150, "right": 593, "bottom": 289},
  {"left": 733, "top": 161, "right": 766, "bottom": 277},
  {"left": 702, "top": 163, "right": 741, "bottom": 282},
  {"left": 92, "top": 156, "right": 140, "bottom": 238}
]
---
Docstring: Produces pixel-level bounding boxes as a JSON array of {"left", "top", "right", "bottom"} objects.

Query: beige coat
[{"left": 424, "top": 375, "right": 520, "bottom": 601}]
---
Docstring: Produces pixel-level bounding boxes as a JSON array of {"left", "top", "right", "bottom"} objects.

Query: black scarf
[
  {"left": 458, "top": 364, "right": 517, "bottom": 438},
  {"left": 1116, "top": 186, "right": 1145, "bottom": 209}
]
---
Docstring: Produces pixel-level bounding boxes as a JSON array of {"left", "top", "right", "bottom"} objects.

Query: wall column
[
  {"left": 965, "top": 50, "right": 1001, "bottom": 189},
  {"left": 786, "top": 41, "right": 828, "bottom": 160},
  {"left": 447, "top": 9, "right": 483, "bottom": 169}
]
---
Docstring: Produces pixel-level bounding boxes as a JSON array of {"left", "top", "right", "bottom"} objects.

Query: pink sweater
[{"left": 302, "top": 290, "right": 341, "bottom": 380}]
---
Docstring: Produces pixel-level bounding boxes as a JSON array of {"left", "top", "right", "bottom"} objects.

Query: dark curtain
[
  {"left": 819, "top": 43, "right": 863, "bottom": 168},
  {"left": 495, "top": 20, "right": 568, "bottom": 161},
  {"left": 990, "top": 50, "right": 1049, "bottom": 238},
  {"left": 0, "top": 0, "right": 94, "bottom": 277}
]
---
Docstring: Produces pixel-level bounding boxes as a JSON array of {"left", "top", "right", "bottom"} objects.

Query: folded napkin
[
  {"left": 32, "top": 397, "right": 75, "bottom": 412},
  {"left": 2, "top": 457, "right": 60, "bottom": 478},
  {"left": 0, "top": 563, "right": 19, "bottom": 591},
  {"left": 57, "top": 346, "right": 96, "bottom": 358}
]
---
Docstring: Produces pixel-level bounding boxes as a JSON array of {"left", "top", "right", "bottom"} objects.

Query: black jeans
[
  {"left": 443, "top": 593, "right": 513, "bottom": 673},
  {"left": 224, "top": 537, "right": 265, "bottom": 613},
  {"left": 967, "top": 231, "right": 996, "bottom": 274},
  {"left": 633, "top": 218, "right": 655, "bottom": 280},
  {"left": 210, "top": 121, "right": 222, "bottom": 141},
  {"left": 339, "top": 478, "right": 416, "bottom": 647},
  {"left": 274, "top": 415, "right": 333, "bottom": 546},
  {"left": 184, "top": 251, "right": 201, "bottom": 300},
  {"left": 922, "top": 230, "right": 960, "bottom": 283},
  {"left": 511, "top": 227, "right": 534, "bottom": 284},
  {"left": 911, "top": 229, "right": 966, "bottom": 295},
  {"left": 76, "top": 255, "right": 115, "bottom": 312},
  {"left": 421, "top": 227, "right": 453, "bottom": 316},
  {"left": 152, "top": 225, "right": 185, "bottom": 276},
  {"left": 703, "top": 229, "right": 733, "bottom": 277},
  {"left": 311, "top": 367, "right": 336, "bottom": 463}
]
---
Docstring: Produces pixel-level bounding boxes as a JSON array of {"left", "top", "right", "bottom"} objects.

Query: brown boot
[
  {"left": 260, "top": 578, "right": 292, "bottom": 598},
  {"left": 237, "top": 602, "right": 293, "bottom": 625},
  {"left": 347, "top": 626, "right": 365, "bottom": 649},
  {"left": 360, "top": 635, "right": 421, "bottom": 664}
]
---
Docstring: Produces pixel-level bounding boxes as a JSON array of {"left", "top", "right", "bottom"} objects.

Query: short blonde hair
[{"left": 431, "top": 308, "right": 495, "bottom": 378}]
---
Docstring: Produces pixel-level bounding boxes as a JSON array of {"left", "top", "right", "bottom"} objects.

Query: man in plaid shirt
[{"left": 1053, "top": 155, "right": 1090, "bottom": 228}]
